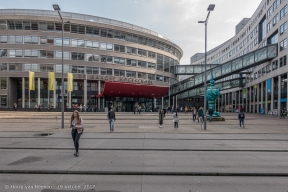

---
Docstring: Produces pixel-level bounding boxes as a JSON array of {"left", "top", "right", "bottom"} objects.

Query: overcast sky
[{"left": 1, "top": 0, "right": 262, "bottom": 64}]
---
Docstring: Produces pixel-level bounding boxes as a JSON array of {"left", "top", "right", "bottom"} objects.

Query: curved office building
[
  {"left": 0, "top": 9, "right": 182, "bottom": 111},
  {"left": 189, "top": 0, "right": 287, "bottom": 115}
]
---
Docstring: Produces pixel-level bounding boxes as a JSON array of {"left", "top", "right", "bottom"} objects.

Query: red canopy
[{"left": 97, "top": 81, "right": 169, "bottom": 98}]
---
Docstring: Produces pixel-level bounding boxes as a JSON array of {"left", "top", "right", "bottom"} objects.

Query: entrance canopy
[{"left": 97, "top": 81, "right": 169, "bottom": 98}]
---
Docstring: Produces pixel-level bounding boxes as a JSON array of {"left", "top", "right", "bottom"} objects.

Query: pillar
[
  {"left": 53, "top": 81, "right": 56, "bottom": 108},
  {"left": 172, "top": 96, "right": 175, "bottom": 109},
  {"left": 261, "top": 82, "right": 264, "bottom": 110},
  {"left": 68, "top": 91, "right": 71, "bottom": 108},
  {"left": 256, "top": 84, "right": 259, "bottom": 113},
  {"left": 287, "top": 73, "right": 288, "bottom": 110},
  {"left": 224, "top": 93, "right": 226, "bottom": 112},
  {"left": 265, "top": 80, "right": 268, "bottom": 114},
  {"left": 38, "top": 77, "right": 40, "bottom": 106},
  {"left": 218, "top": 97, "right": 220, "bottom": 112},
  {"left": 227, "top": 93, "right": 230, "bottom": 112},
  {"left": 249, "top": 87, "right": 252, "bottom": 113},
  {"left": 22, "top": 77, "right": 25, "bottom": 108},
  {"left": 270, "top": 78, "right": 274, "bottom": 112},
  {"left": 244, "top": 88, "right": 247, "bottom": 112},
  {"left": 98, "top": 80, "right": 101, "bottom": 107},
  {"left": 278, "top": 75, "right": 281, "bottom": 116},
  {"left": 161, "top": 97, "right": 164, "bottom": 109},
  {"left": 84, "top": 79, "right": 87, "bottom": 106},
  {"left": 154, "top": 98, "right": 157, "bottom": 109}
]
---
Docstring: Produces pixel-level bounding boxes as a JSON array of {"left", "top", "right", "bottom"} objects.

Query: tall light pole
[
  {"left": 53, "top": 4, "right": 70, "bottom": 128},
  {"left": 198, "top": 4, "right": 215, "bottom": 130}
]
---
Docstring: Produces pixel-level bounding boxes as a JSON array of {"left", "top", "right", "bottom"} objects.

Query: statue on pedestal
[{"left": 206, "top": 75, "right": 221, "bottom": 117}]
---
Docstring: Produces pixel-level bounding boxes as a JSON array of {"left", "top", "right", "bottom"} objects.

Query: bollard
[{"left": 54, "top": 116, "right": 58, "bottom": 128}]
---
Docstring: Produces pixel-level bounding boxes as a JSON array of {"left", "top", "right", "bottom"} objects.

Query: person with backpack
[
  {"left": 69, "top": 110, "right": 84, "bottom": 157},
  {"left": 172, "top": 111, "right": 179, "bottom": 128},
  {"left": 238, "top": 110, "right": 245, "bottom": 128},
  {"left": 107, "top": 107, "right": 116, "bottom": 132},
  {"left": 192, "top": 107, "right": 197, "bottom": 122}
]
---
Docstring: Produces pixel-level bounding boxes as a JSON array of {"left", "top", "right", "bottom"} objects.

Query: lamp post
[
  {"left": 198, "top": 4, "right": 215, "bottom": 130},
  {"left": 53, "top": 4, "right": 70, "bottom": 128}
]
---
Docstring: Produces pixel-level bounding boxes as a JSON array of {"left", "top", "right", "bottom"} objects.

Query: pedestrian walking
[
  {"left": 159, "top": 109, "right": 165, "bottom": 128},
  {"left": 198, "top": 107, "right": 204, "bottom": 123},
  {"left": 13, "top": 103, "right": 17, "bottom": 111},
  {"left": 172, "top": 111, "right": 179, "bottom": 128},
  {"left": 79, "top": 104, "right": 83, "bottom": 112},
  {"left": 192, "top": 107, "right": 197, "bottom": 121},
  {"left": 83, "top": 104, "right": 86, "bottom": 113},
  {"left": 134, "top": 104, "right": 137, "bottom": 115},
  {"left": 208, "top": 107, "right": 214, "bottom": 122},
  {"left": 280, "top": 108, "right": 285, "bottom": 119},
  {"left": 185, "top": 106, "right": 188, "bottom": 114},
  {"left": 69, "top": 110, "right": 84, "bottom": 157},
  {"left": 238, "top": 110, "right": 245, "bottom": 128},
  {"left": 107, "top": 107, "right": 116, "bottom": 132}
]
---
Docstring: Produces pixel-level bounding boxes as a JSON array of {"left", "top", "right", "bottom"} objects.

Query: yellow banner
[
  {"left": 68, "top": 73, "right": 73, "bottom": 92},
  {"left": 29, "top": 71, "right": 35, "bottom": 90},
  {"left": 49, "top": 72, "right": 55, "bottom": 90}
]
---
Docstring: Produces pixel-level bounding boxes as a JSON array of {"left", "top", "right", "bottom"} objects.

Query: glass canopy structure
[{"left": 171, "top": 44, "right": 278, "bottom": 98}]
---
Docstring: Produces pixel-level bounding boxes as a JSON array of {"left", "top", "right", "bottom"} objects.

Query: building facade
[
  {"left": 0, "top": 9, "right": 182, "bottom": 111},
  {"left": 190, "top": 0, "right": 287, "bottom": 115}
]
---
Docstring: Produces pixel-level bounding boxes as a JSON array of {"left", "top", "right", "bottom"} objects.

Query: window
[
  {"left": 0, "top": 49, "right": 7, "bottom": 57},
  {"left": 0, "top": 36, "right": 7, "bottom": 43},
  {"left": 280, "top": 22, "right": 287, "bottom": 34},
  {"left": 24, "top": 50, "right": 38, "bottom": 58},
  {"left": 86, "top": 26, "right": 100, "bottom": 35},
  {"left": 272, "top": 60, "right": 278, "bottom": 70},
  {"left": 157, "top": 53, "right": 164, "bottom": 71},
  {"left": 267, "top": 6, "right": 273, "bottom": 18},
  {"left": 280, "top": 55, "right": 287, "bottom": 67},
  {"left": 0, "top": 77, "right": 7, "bottom": 89},
  {"left": 137, "top": 61, "right": 146, "bottom": 68},
  {"left": 47, "top": 37, "right": 54, "bottom": 45},
  {"left": 280, "top": 5, "right": 288, "bottom": 19},
  {"left": 148, "top": 62, "right": 156, "bottom": 69},
  {"left": 258, "top": 17, "right": 266, "bottom": 43},
  {"left": 114, "top": 57, "right": 125, "bottom": 64},
  {"left": 55, "top": 65, "right": 70, "bottom": 73},
  {"left": 114, "top": 69, "right": 125, "bottom": 77},
  {"left": 86, "top": 54, "right": 99, "bottom": 62},
  {"left": 72, "top": 66, "right": 85, "bottom": 74},
  {"left": 280, "top": 38, "right": 287, "bottom": 51},
  {"left": 47, "top": 22, "right": 54, "bottom": 31},
  {"left": 273, "top": 13, "right": 279, "bottom": 25},
  {"left": 0, "top": 95, "right": 7, "bottom": 107},
  {"left": 55, "top": 51, "right": 70, "bottom": 60},
  {"left": 24, "top": 64, "right": 38, "bottom": 72},
  {"left": 86, "top": 67, "right": 99, "bottom": 74},
  {"left": 164, "top": 76, "right": 169, "bottom": 83},
  {"left": 148, "top": 74, "right": 155, "bottom": 80},
  {"left": 9, "top": 50, "right": 22, "bottom": 57},
  {"left": 156, "top": 75, "right": 163, "bottom": 81},
  {"left": 114, "top": 31, "right": 125, "bottom": 40},
  {"left": 15, "top": 21, "right": 22, "bottom": 30},
  {"left": 100, "top": 68, "right": 112, "bottom": 75},
  {"left": 86, "top": 41, "right": 99, "bottom": 49},
  {"left": 71, "top": 39, "right": 84, "bottom": 47},
  {"left": 267, "top": 32, "right": 278, "bottom": 44},
  {"left": 148, "top": 51, "right": 156, "bottom": 58},
  {"left": 9, "top": 63, "right": 22, "bottom": 71},
  {"left": 9, "top": 36, "right": 22, "bottom": 44},
  {"left": 40, "top": 64, "right": 54, "bottom": 72},
  {"left": 0, "top": 63, "right": 7, "bottom": 71},
  {"left": 55, "top": 38, "right": 69, "bottom": 46},
  {"left": 273, "top": 0, "right": 279, "bottom": 10},
  {"left": 100, "top": 55, "right": 113, "bottom": 63},
  {"left": 164, "top": 56, "right": 170, "bottom": 72},
  {"left": 39, "top": 22, "right": 47, "bottom": 31},
  {"left": 100, "top": 42, "right": 113, "bottom": 50},
  {"left": 127, "top": 47, "right": 136, "bottom": 54},
  {"left": 137, "top": 72, "right": 146, "bottom": 79},
  {"left": 71, "top": 25, "right": 85, "bottom": 34},
  {"left": 126, "top": 71, "right": 136, "bottom": 78},
  {"left": 266, "top": 64, "right": 272, "bottom": 73},
  {"left": 47, "top": 51, "right": 54, "bottom": 58},
  {"left": 114, "top": 44, "right": 125, "bottom": 52},
  {"left": 100, "top": 29, "right": 107, "bottom": 37},
  {"left": 71, "top": 52, "right": 84, "bottom": 60},
  {"left": 138, "top": 49, "right": 147, "bottom": 56},
  {"left": 127, "top": 59, "right": 137, "bottom": 66}
]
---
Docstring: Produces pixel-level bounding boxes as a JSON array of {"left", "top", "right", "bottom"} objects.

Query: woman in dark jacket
[{"left": 159, "top": 109, "right": 165, "bottom": 128}]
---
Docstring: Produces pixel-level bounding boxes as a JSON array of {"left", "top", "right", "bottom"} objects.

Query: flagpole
[
  {"left": 29, "top": 71, "right": 30, "bottom": 108},
  {"left": 48, "top": 72, "right": 50, "bottom": 107}
]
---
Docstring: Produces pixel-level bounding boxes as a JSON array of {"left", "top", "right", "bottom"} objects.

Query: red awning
[{"left": 97, "top": 81, "right": 169, "bottom": 98}]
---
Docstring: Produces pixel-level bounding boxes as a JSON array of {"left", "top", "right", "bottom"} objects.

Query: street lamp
[
  {"left": 53, "top": 4, "right": 70, "bottom": 128},
  {"left": 198, "top": 4, "right": 215, "bottom": 130}
]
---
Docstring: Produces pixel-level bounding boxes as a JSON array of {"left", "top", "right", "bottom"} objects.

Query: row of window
[
  {"left": 0, "top": 49, "right": 177, "bottom": 73},
  {"left": 0, "top": 63, "right": 174, "bottom": 83},
  {"left": 2, "top": 20, "right": 182, "bottom": 59},
  {"left": 0, "top": 36, "right": 160, "bottom": 59}
]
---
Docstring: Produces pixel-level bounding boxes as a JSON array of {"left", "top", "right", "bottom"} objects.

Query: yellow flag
[
  {"left": 49, "top": 72, "right": 55, "bottom": 90},
  {"left": 68, "top": 73, "right": 73, "bottom": 92},
  {"left": 29, "top": 71, "right": 35, "bottom": 90}
]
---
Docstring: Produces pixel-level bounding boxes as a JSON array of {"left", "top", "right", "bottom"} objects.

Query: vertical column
[
  {"left": 265, "top": 80, "right": 268, "bottom": 114},
  {"left": 249, "top": 87, "right": 252, "bottom": 113},
  {"left": 224, "top": 93, "right": 226, "bottom": 112},
  {"left": 218, "top": 97, "right": 220, "bottom": 112},
  {"left": 238, "top": 90, "right": 241, "bottom": 111},
  {"left": 287, "top": 73, "right": 288, "bottom": 111},
  {"left": 22, "top": 77, "right": 25, "bottom": 108},
  {"left": 261, "top": 82, "right": 264, "bottom": 110},
  {"left": 242, "top": 89, "right": 245, "bottom": 112},
  {"left": 175, "top": 95, "right": 178, "bottom": 108},
  {"left": 84, "top": 79, "right": 87, "bottom": 107},
  {"left": 98, "top": 80, "right": 101, "bottom": 107},
  {"left": 53, "top": 81, "right": 56, "bottom": 108},
  {"left": 103, "top": 97, "right": 105, "bottom": 109},
  {"left": 270, "top": 78, "right": 274, "bottom": 112},
  {"left": 278, "top": 75, "right": 281, "bottom": 116},
  {"left": 244, "top": 88, "right": 247, "bottom": 112},
  {"left": 154, "top": 98, "right": 156, "bottom": 109},
  {"left": 68, "top": 91, "right": 71, "bottom": 108},
  {"left": 161, "top": 97, "right": 164, "bottom": 109},
  {"left": 172, "top": 96, "right": 175, "bottom": 109},
  {"left": 38, "top": 77, "right": 40, "bottom": 105},
  {"left": 227, "top": 93, "right": 230, "bottom": 112},
  {"left": 256, "top": 84, "right": 259, "bottom": 113}
]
